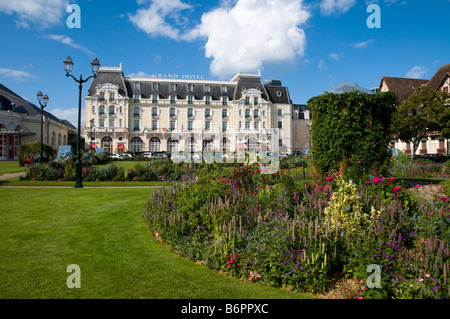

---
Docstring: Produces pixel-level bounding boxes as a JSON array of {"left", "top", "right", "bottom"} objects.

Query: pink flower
[
  {"left": 358, "top": 161, "right": 361, "bottom": 164},
  {"left": 252, "top": 192, "right": 257, "bottom": 196},
  {"left": 358, "top": 296, "right": 363, "bottom": 299},
  {"left": 393, "top": 186, "right": 401, "bottom": 193},
  {"left": 426, "top": 273, "right": 430, "bottom": 278},
  {"left": 228, "top": 264, "right": 231, "bottom": 268},
  {"left": 373, "top": 177, "right": 381, "bottom": 184},
  {"left": 419, "top": 278, "right": 424, "bottom": 282},
  {"left": 361, "top": 286, "right": 366, "bottom": 291},
  {"left": 257, "top": 274, "right": 261, "bottom": 278},
  {"left": 325, "top": 176, "right": 334, "bottom": 183},
  {"left": 389, "top": 178, "right": 396, "bottom": 182},
  {"left": 317, "top": 186, "right": 324, "bottom": 191},
  {"left": 415, "top": 184, "right": 421, "bottom": 188},
  {"left": 360, "top": 280, "right": 364, "bottom": 284},
  {"left": 155, "top": 233, "right": 159, "bottom": 238},
  {"left": 441, "top": 196, "right": 448, "bottom": 201},
  {"left": 365, "top": 181, "right": 371, "bottom": 185}
]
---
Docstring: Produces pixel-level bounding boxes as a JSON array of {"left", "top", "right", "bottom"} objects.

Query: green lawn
[
  {"left": 94, "top": 160, "right": 150, "bottom": 170},
  {"left": 0, "top": 161, "right": 25, "bottom": 176},
  {"left": 0, "top": 187, "right": 312, "bottom": 299}
]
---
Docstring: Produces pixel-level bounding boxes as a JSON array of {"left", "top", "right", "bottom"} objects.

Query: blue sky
[{"left": 0, "top": 0, "right": 448, "bottom": 127}]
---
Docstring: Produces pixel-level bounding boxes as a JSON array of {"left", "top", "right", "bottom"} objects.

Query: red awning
[
  {"left": 90, "top": 144, "right": 96, "bottom": 149},
  {"left": 117, "top": 144, "right": 124, "bottom": 150}
]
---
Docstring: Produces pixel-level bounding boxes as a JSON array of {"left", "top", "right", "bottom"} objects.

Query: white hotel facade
[{"left": 84, "top": 64, "right": 297, "bottom": 156}]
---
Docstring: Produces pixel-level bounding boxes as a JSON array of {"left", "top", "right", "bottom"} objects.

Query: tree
[{"left": 391, "top": 86, "right": 450, "bottom": 159}]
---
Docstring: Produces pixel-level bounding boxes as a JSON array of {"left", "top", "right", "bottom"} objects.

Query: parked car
[
  {"left": 120, "top": 153, "right": 133, "bottom": 159},
  {"left": 152, "top": 153, "right": 168, "bottom": 159},
  {"left": 109, "top": 153, "right": 122, "bottom": 160},
  {"left": 141, "top": 153, "right": 153, "bottom": 158}
]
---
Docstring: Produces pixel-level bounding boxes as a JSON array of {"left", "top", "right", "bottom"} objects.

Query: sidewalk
[{"left": 0, "top": 172, "right": 26, "bottom": 181}]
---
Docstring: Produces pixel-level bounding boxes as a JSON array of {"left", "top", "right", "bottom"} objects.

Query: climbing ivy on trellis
[{"left": 307, "top": 91, "right": 397, "bottom": 181}]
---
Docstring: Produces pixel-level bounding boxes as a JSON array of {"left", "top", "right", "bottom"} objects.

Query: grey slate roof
[{"left": 325, "top": 81, "right": 375, "bottom": 95}]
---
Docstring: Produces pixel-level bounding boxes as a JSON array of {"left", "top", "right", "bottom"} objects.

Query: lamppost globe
[
  {"left": 43, "top": 94, "right": 49, "bottom": 105},
  {"left": 91, "top": 58, "right": 100, "bottom": 75},
  {"left": 37, "top": 91, "right": 43, "bottom": 102},
  {"left": 63, "top": 56, "right": 74, "bottom": 74}
]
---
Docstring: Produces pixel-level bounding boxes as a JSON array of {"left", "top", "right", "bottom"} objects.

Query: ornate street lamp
[
  {"left": 36, "top": 91, "right": 49, "bottom": 165},
  {"left": 64, "top": 56, "right": 100, "bottom": 188},
  {"left": 407, "top": 107, "right": 422, "bottom": 162}
]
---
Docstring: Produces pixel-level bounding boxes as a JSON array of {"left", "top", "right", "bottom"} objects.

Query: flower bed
[{"left": 143, "top": 165, "right": 450, "bottom": 299}]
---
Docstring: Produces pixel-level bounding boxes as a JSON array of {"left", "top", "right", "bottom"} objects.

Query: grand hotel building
[{"left": 85, "top": 64, "right": 298, "bottom": 155}]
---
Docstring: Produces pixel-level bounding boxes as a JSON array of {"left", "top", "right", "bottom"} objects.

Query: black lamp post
[
  {"left": 63, "top": 56, "right": 100, "bottom": 188},
  {"left": 36, "top": 91, "right": 49, "bottom": 165},
  {"left": 407, "top": 107, "right": 422, "bottom": 162}
]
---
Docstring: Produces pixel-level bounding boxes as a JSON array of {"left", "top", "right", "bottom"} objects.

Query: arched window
[
  {"left": 168, "top": 139, "right": 179, "bottom": 152},
  {"left": 99, "top": 105, "right": 105, "bottom": 115},
  {"left": 101, "top": 136, "right": 113, "bottom": 154},
  {"left": 186, "top": 138, "right": 195, "bottom": 154},
  {"left": 63, "top": 135, "right": 66, "bottom": 145},
  {"left": 131, "top": 137, "right": 143, "bottom": 153},
  {"left": 202, "top": 139, "right": 213, "bottom": 153},
  {"left": 248, "top": 138, "right": 258, "bottom": 153},
  {"left": 222, "top": 138, "right": 230, "bottom": 153},
  {"left": 149, "top": 137, "right": 161, "bottom": 152},
  {"left": 58, "top": 133, "right": 61, "bottom": 146},
  {"left": 51, "top": 132, "right": 56, "bottom": 147}
]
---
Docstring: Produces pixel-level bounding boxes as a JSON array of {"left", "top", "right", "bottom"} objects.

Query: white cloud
[
  {"left": 318, "top": 59, "right": 324, "bottom": 70},
  {"left": 350, "top": 39, "right": 374, "bottom": 49},
  {"left": 329, "top": 53, "right": 340, "bottom": 60},
  {"left": 183, "top": 0, "right": 310, "bottom": 78},
  {"left": 0, "top": 0, "right": 68, "bottom": 28},
  {"left": 47, "top": 106, "right": 82, "bottom": 127},
  {"left": 320, "top": 0, "right": 356, "bottom": 16},
  {"left": 0, "top": 68, "right": 34, "bottom": 82},
  {"left": 128, "top": 0, "right": 192, "bottom": 40},
  {"left": 44, "top": 34, "right": 93, "bottom": 56},
  {"left": 406, "top": 66, "right": 427, "bottom": 79}
]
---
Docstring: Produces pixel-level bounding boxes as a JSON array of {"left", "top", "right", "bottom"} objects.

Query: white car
[
  {"left": 141, "top": 153, "right": 153, "bottom": 158},
  {"left": 151, "top": 153, "right": 168, "bottom": 159},
  {"left": 109, "top": 153, "right": 122, "bottom": 159},
  {"left": 120, "top": 153, "right": 133, "bottom": 159}
]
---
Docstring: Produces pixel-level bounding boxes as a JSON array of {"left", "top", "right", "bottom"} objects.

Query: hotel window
[
  {"left": 188, "top": 121, "right": 193, "bottom": 131},
  {"left": 133, "top": 94, "right": 140, "bottom": 103},
  {"left": 153, "top": 83, "right": 158, "bottom": 90},
  {"left": 239, "top": 109, "right": 242, "bottom": 116},
  {"left": 109, "top": 93, "right": 115, "bottom": 102},
  {"left": 262, "top": 110, "right": 265, "bottom": 117},
  {"left": 263, "top": 122, "right": 265, "bottom": 128},
  {"left": 222, "top": 96, "right": 228, "bottom": 105},
  {"left": 187, "top": 108, "right": 194, "bottom": 118},
  {"left": 222, "top": 109, "right": 227, "bottom": 119},
  {"left": 245, "top": 97, "right": 250, "bottom": 105},
  {"left": 152, "top": 120, "right": 158, "bottom": 131},
  {"left": 119, "top": 106, "right": 122, "bottom": 114},
  {"left": 152, "top": 107, "right": 158, "bottom": 117},
  {"left": 205, "top": 95, "right": 211, "bottom": 105},
  {"left": 221, "top": 86, "right": 227, "bottom": 93},
  {"left": 254, "top": 97, "right": 258, "bottom": 106},
  {"left": 188, "top": 84, "right": 194, "bottom": 91},
  {"left": 133, "top": 120, "right": 140, "bottom": 131},
  {"left": 99, "top": 92, "right": 105, "bottom": 102},
  {"left": 205, "top": 85, "right": 211, "bottom": 93},
  {"left": 170, "top": 107, "right": 176, "bottom": 117},
  {"left": 119, "top": 119, "right": 122, "bottom": 127},
  {"left": 222, "top": 122, "right": 228, "bottom": 132},
  {"left": 131, "top": 138, "right": 143, "bottom": 153},
  {"left": 133, "top": 107, "right": 140, "bottom": 117},
  {"left": 109, "top": 119, "right": 115, "bottom": 128},
  {"left": 205, "top": 108, "right": 211, "bottom": 119},
  {"left": 205, "top": 121, "right": 211, "bottom": 131},
  {"left": 170, "top": 121, "right": 176, "bottom": 131},
  {"left": 245, "top": 122, "right": 250, "bottom": 129},
  {"left": 239, "top": 121, "right": 242, "bottom": 129},
  {"left": 99, "top": 105, "right": 105, "bottom": 115},
  {"left": 92, "top": 105, "right": 95, "bottom": 114},
  {"left": 254, "top": 109, "right": 259, "bottom": 119},
  {"left": 168, "top": 139, "right": 178, "bottom": 152},
  {"left": 278, "top": 109, "right": 283, "bottom": 116},
  {"left": 109, "top": 105, "right": 115, "bottom": 116},
  {"left": 150, "top": 138, "right": 161, "bottom": 152},
  {"left": 278, "top": 121, "right": 283, "bottom": 129},
  {"left": 152, "top": 94, "right": 158, "bottom": 104},
  {"left": 134, "top": 82, "right": 140, "bottom": 90},
  {"left": 170, "top": 95, "right": 176, "bottom": 104},
  {"left": 99, "top": 119, "right": 105, "bottom": 128},
  {"left": 279, "top": 139, "right": 283, "bottom": 147},
  {"left": 170, "top": 83, "right": 176, "bottom": 91},
  {"left": 245, "top": 109, "right": 250, "bottom": 119},
  {"left": 254, "top": 122, "right": 259, "bottom": 130},
  {"left": 188, "top": 95, "right": 194, "bottom": 104}
]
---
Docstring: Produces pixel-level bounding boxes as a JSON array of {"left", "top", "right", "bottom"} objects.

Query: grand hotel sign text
[{"left": 151, "top": 73, "right": 203, "bottom": 80}]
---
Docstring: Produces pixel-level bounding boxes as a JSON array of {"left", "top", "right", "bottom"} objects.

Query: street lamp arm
[{"left": 65, "top": 73, "right": 96, "bottom": 84}]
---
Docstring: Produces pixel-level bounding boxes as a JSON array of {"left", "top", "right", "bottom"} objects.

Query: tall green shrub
[{"left": 307, "top": 91, "right": 397, "bottom": 180}]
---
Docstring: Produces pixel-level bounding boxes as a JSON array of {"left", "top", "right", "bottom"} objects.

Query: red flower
[
  {"left": 317, "top": 186, "right": 324, "bottom": 191},
  {"left": 393, "top": 186, "right": 401, "bottom": 193},
  {"left": 325, "top": 176, "right": 334, "bottom": 183},
  {"left": 365, "top": 181, "right": 371, "bottom": 185},
  {"left": 358, "top": 161, "right": 361, "bottom": 164},
  {"left": 373, "top": 178, "right": 381, "bottom": 184},
  {"left": 441, "top": 196, "right": 448, "bottom": 201},
  {"left": 389, "top": 178, "right": 396, "bottom": 182},
  {"left": 252, "top": 192, "right": 257, "bottom": 196}
]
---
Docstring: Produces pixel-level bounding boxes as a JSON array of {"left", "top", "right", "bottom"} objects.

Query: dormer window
[
  {"left": 170, "top": 83, "right": 176, "bottom": 91},
  {"left": 153, "top": 83, "right": 158, "bottom": 90},
  {"left": 188, "top": 84, "right": 194, "bottom": 91},
  {"left": 205, "top": 85, "right": 211, "bottom": 93},
  {"left": 221, "top": 86, "right": 227, "bottom": 93},
  {"left": 134, "top": 82, "right": 140, "bottom": 90}
]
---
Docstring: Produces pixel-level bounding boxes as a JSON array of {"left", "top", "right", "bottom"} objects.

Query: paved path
[{"left": 0, "top": 172, "right": 26, "bottom": 180}]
